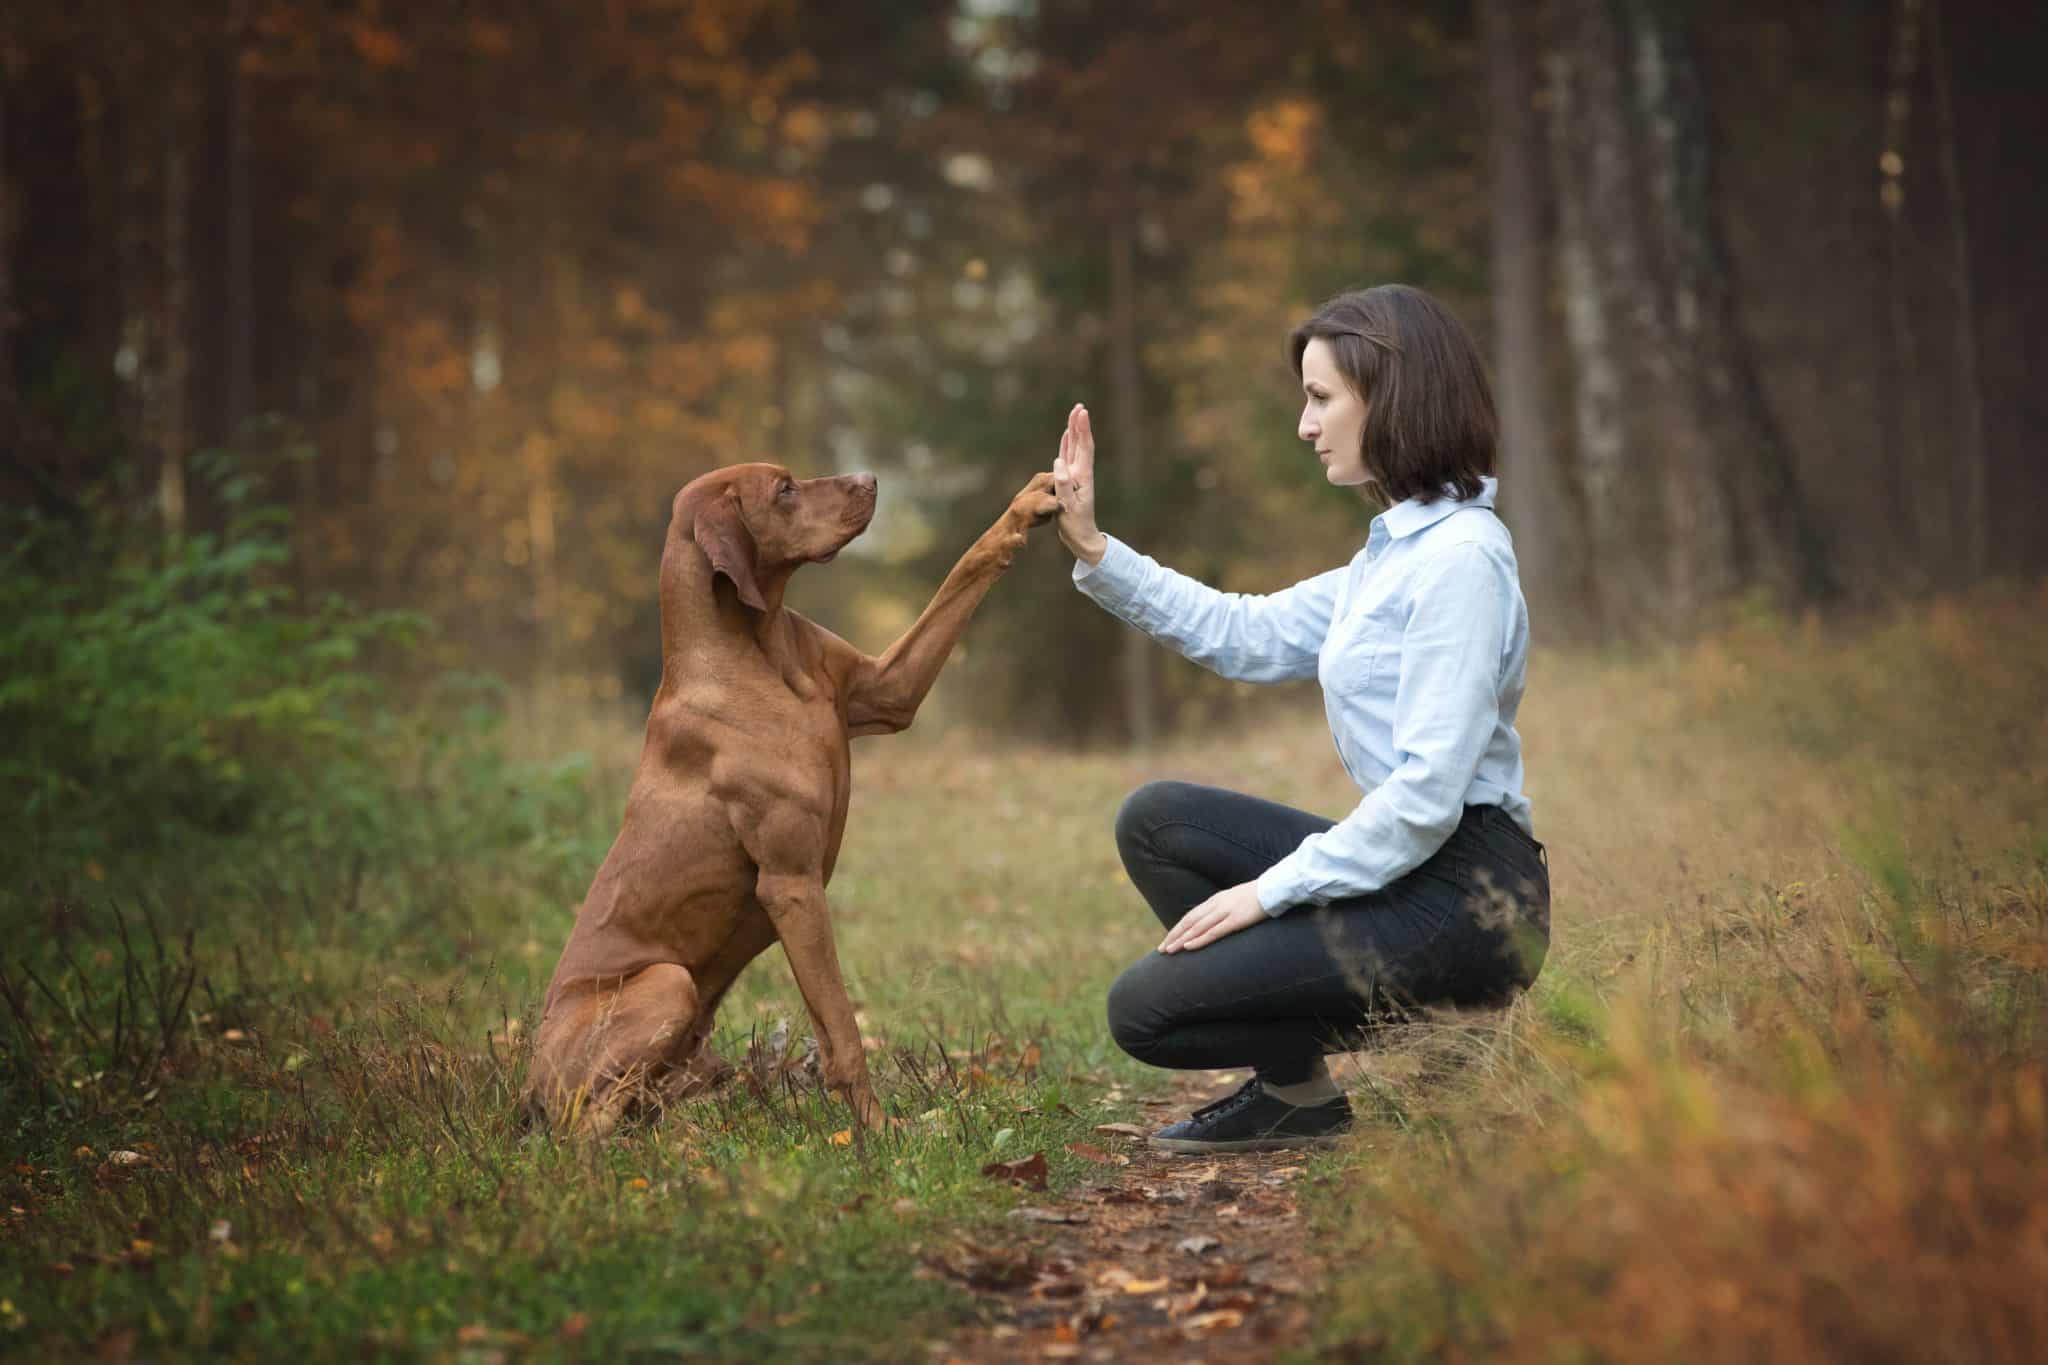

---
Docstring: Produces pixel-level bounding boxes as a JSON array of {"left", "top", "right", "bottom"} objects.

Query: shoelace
[{"left": 1189, "top": 1076, "right": 1263, "bottom": 1120}]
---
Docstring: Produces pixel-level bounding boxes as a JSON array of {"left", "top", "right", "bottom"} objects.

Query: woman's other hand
[
  {"left": 1159, "top": 881, "right": 1267, "bottom": 954},
  {"left": 1052, "top": 403, "right": 1108, "bottom": 565}
]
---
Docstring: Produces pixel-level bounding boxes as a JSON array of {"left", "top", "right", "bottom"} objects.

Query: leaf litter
[{"left": 934, "top": 1070, "right": 1322, "bottom": 1362}]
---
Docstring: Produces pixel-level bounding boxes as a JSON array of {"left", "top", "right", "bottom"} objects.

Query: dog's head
[{"left": 680, "top": 463, "right": 878, "bottom": 611}]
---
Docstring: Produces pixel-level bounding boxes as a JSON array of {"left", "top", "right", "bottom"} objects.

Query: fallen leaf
[
  {"left": 1119, "top": 1276, "right": 1170, "bottom": 1294},
  {"left": 1064, "top": 1142, "right": 1125, "bottom": 1166},
  {"left": 1007, "top": 1206, "right": 1089, "bottom": 1224},
  {"left": 1176, "top": 1234, "right": 1221, "bottom": 1255},
  {"left": 933, "top": 1248, "right": 1040, "bottom": 1291},
  {"left": 980, "top": 1152, "right": 1049, "bottom": 1191},
  {"left": 1169, "top": 1163, "right": 1223, "bottom": 1182},
  {"left": 1183, "top": 1308, "right": 1245, "bottom": 1333},
  {"left": 1168, "top": 1283, "right": 1208, "bottom": 1316},
  {"left": 829, "top": 1129, "right": 853, "bottom": 1146},
  {"left": 561, "top": 1312, "right": 589, "bottom": 1339},
  {"left": 1092, "top": 1123, "right": 1147, "bottom": 1138}
]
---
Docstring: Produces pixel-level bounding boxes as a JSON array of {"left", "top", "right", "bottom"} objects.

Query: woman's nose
[{"left": 1298, "top": 409, "right": 1318, "bottom": 442}]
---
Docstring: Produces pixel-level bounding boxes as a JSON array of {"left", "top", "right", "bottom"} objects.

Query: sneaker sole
[{"left": 1149, "top": 1130, "right": 1348, "bottom": 1154}]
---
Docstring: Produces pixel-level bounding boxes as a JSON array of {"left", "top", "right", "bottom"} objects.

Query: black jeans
[{"left": 1105, "top": 781, "right": 1550, "bottom": 1086}]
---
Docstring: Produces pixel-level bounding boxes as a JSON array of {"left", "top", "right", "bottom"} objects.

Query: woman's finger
[{"left": 1161, "top": 904, "right": 1217, "bottom": 954}]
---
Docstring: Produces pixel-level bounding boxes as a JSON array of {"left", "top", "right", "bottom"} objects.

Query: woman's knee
[
  {"left": 1104, "top": 959, "right": 1168, "bottom": 1061},
  {"left": 1114, "top": 780, "right": 1195, "bottom": 862}
]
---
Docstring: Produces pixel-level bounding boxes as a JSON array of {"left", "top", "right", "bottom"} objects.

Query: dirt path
[{"left": 929, "top": 1071, "right": 1327, "bottom": 1363}]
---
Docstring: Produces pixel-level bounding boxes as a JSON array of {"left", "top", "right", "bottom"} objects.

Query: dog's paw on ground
[{"left": 931, "top": 1071, "right": 1327, "bottom": 1364}]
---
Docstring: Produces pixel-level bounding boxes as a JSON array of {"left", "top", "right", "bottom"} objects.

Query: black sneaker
[{"left": 1149, "top": 1077, "right": 1353, "bottom": 1154}]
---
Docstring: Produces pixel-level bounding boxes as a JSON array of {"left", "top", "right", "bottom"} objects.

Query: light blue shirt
[{"left": 1074, "top": 476, "right": 1532, "bottom": 915}]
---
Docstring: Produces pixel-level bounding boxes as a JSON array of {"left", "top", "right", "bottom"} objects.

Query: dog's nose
[{"left": 853, "top": 473, "right": 877, "bottom": 496}]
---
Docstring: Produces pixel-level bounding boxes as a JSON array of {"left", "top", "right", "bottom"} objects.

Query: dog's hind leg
[{"left": 527, "top": 962, "right": 704, "bottom": 1137}]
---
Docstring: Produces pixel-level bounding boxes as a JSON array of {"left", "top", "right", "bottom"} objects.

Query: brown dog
[{"left": 522, "top": 462, "right": 1059, "bottom": 1135}]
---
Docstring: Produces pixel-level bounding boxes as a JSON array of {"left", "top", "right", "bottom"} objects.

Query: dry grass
[
  {"left": 6, "top": 582, "right": 2042, "bottom": 1359},
  {"left": 1302, "top": 582, "right": 2048, "bottom": 1362}
]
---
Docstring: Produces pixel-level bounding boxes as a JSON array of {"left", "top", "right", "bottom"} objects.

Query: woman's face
[{"left": 1297, "top": 338, "right": 1370, "bottom": 488}]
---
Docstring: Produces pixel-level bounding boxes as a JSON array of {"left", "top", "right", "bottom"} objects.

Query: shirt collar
[{"left": 1378, "top": 476, "right": 1497, "bottom": 539}]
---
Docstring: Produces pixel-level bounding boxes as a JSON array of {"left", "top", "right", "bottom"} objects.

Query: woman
[{"left": 1049, "top": 284, "right": 1549, "bottom": 1153}]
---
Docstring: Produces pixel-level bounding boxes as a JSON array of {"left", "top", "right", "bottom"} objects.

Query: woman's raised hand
[{"left": 1052, "top": 403, "right": 1108, "bottom": 565}]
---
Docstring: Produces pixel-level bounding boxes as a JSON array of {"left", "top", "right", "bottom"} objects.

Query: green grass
[{"left": 5, "top": 582, "right": 2048, "bottom": 1360}]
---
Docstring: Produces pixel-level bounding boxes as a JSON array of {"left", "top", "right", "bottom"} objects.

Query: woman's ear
[{"left": 693, "top": 488, "right": 766, "bottom": 611}]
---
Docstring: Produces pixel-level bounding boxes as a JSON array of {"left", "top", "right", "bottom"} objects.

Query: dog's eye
[{"left": 776, "top": 482, "right": 796, "bottom": 501}]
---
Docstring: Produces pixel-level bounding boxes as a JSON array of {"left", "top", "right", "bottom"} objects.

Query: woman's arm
[
  {"left": 1255, "top": 542, "right": 1515, "bottom": 913},
  {"left": 1052, "top": 404, "right": 1337, "bottom": 683}
]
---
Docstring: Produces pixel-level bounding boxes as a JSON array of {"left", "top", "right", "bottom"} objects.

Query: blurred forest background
[
  {"left": 5, "top": 7, "right": 2048, "bottom": 1357},
  {"left": 4, "top": 0, "right": 2043, "bottom": 744}
]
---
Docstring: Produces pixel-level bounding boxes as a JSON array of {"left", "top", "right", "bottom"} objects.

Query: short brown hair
[{"left": 1288, "top": 284, "right": 1497, "bottom": 505}]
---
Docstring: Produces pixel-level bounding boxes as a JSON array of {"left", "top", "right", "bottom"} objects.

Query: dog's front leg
[
  {"left": 846, "top": 472, "right": 1057, "bottom": 735},
  {"left": 754, "top": 869, "right": 882, "bottom": 1129}
]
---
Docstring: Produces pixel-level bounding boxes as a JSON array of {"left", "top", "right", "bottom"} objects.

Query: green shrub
[{"left": 0, "top": 455, "right": 424, "bottom": 883}]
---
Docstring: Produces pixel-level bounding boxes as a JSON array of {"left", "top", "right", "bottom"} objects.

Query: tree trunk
[
  {"left": 1626, "top": 0, "right": 1835, "bottom": 603},
  {"left": 225, "top": 8, "right": 254, "bottom": 438},
  {"left": 1480, "top": 0, "right": 1576, "bottom": 620},
  {"left": 0, "top": 62, "right": 15, "bottom": 398},
  {"left": 1545, "top": 6, "right": 1632, "bottom": 627},
  {"left": 1926, "top": 0, "right": 1986, "bottom": 581},
  {"left": 1549, "top": 0, "right": 1836, "bottom": 621},
  {"left": 1107, "top": 207, "right": 1155, "bottom": 748},
  {"left": 159, "top": 87, "right": 192, "bottom": 543},
  {"left": 1880, "top": 0, "right": 1928, "bottom": 571}
]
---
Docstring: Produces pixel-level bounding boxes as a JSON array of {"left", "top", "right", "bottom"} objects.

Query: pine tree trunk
[
  {"left": 1926, "top": 0, "right": 1987, "bottom": 581},
  {"left": 1545, "top": 5, "right": 1631, "bottom": 627},
  {"left": 1880, "top": 0, "right": 1927, "bottom": 570},
  {"left": 159, "top": 89, "right": 192, "bottom": 543},
  {"left": 0, "top": 65, "right": 15, "bottom": 397},
  {"left": 1550, "top": 0, "right": 1836, "bottom": 620},
  {"left": 1481, "top": 0, "right": 1575, "bottom": 618},
  {"left": 1626, "top": 0, "right": 1835, "bottom": 602},
  {"left": 1108, "top": 208, "right": 1155, "bottom": 748},
  {"left": 225, "top": 9, "right": 254, "bottom": 438}
]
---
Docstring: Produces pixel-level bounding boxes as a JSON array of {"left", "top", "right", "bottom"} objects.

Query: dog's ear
[{"left": 693, "top": 488, "right": 766, "bottom": 611}]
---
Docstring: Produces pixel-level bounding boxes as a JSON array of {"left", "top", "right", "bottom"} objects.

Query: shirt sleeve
[
  {"left": 1254, "top": 542, "right": 1514, "bottom": 913},
  {"left": 1073, "top": 535, "right": 1340, "bottom": 684}
]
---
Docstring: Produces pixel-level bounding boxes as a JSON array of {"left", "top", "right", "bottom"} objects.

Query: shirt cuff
[
  {"left": 1254, "top": 861, "right": 1307, "bottom": 916},
  {"left": 1070, "top": 535, "right": 1149, "bottom": 622},
  {"left": 1071, "top": 534, "right": 1133, "bottom": 585}
]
